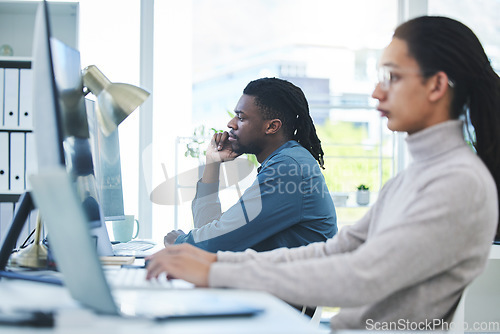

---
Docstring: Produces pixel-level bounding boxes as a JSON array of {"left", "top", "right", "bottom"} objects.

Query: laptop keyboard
[
  {"left": 112, "top": 241, "right": 156, "bottom": 252},
  {"left": 106, "top": 268, "right": 173, "bottom": 289}
]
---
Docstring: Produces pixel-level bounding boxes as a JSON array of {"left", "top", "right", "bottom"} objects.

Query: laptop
[{"left": 29, "top": 167, "right": 263, "bottom": 319}]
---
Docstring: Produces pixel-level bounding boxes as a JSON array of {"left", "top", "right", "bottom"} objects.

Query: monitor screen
[
  {"left": 50, "top": 37, "right": 103, "bottom": 229},
  {"left": 31, "top": 1, "right": 113, "bottom": 255},
  {"left": 86, "top": 99, "right": 126, "bottom": 220}
]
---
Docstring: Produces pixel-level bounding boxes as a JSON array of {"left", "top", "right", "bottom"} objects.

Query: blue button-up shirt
[{"left": 175, "top": 140, "right": 337, "bottom": 252}]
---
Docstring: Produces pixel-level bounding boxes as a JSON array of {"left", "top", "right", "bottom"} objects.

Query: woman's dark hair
[
  {"left": 394, "top": 16, "right": 500, "bottom": 240},
  {"left": 243, "top": 77, "right": 325, "bottom": 168}
]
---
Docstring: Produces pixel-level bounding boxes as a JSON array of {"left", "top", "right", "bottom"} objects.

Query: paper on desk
[{"left": 100, "top": 256, "right": 135, "bottom": 265}]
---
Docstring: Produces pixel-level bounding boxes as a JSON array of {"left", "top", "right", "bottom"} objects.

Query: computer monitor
[
  {"left": 1, "top": 1, "right": 114, "bottom": 260},
  {"left": 86, "top": 99, "right": 126, "bottom": 221},
  {"left": 38, "top": 1, "right": 114, "bottom": 256}
]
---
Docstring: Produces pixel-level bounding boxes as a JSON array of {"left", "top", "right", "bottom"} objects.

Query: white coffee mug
[{"left": 112, "top": 215, "right": 139, "bottom": 243}]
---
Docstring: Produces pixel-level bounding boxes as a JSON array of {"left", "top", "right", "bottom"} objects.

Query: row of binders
[
  {"left": 1, "top": 67, "right": 33, "bottom": 130},
  {"left": 1, "top": 64, "right": 36, "bottom": 194},
  {"left": 0, "top": 131, "right": 37, "bottom": 193},
  {"left": 0, "top": 64, "right": 37, "bottom": 247}
]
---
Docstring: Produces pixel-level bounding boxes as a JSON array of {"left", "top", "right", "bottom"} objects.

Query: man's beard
[{"left": 231, "top": 140, "right": 260, "bottom": 156}]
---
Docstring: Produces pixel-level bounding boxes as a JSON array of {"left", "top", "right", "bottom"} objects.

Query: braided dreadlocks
[{"left": 243, "top": 77, "right": 325, "bottom": 169}]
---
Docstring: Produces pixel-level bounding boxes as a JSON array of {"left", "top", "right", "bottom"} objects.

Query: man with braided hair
[{"left": 164, "top": 77, "right": 337, "bottom": 252}]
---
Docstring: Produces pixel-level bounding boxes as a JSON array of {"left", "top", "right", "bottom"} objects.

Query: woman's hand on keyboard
[{"left": 145, "top": 244, "right": 216, "bottom": 287}]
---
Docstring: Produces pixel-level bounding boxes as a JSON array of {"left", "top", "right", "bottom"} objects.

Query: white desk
[{"left": 0, "top": 278, "right": 323, "bottom": 334}]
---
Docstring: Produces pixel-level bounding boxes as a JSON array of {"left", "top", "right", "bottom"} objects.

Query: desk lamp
[
  {"left": 11, "top": 66, "right": 149, "bottom": 269},
  {"left": 10, "top": 214, "right": 47, "bottom": 268},
  {"left": 82, "top": 65, "right": 150, "bottom": 136}
]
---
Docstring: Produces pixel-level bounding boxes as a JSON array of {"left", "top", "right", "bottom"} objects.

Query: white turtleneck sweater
[{"left": 208, "top": 120, "right": 498, "bottom": 330}]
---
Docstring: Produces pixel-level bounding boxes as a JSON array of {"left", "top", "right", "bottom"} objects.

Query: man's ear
[
  {"left": 428, "top": 71, "right": 452, "bottom": 102},
  {"left": 265, "top": 119, "right": 282, "bottom": 135}
]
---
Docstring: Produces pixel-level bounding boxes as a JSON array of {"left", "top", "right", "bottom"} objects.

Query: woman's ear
[
  {"left": 428, "top": 71, "right": 452, "bottom": 102},
  {"left": 265, "top": 119, "right": 282, "bottom": 135}
]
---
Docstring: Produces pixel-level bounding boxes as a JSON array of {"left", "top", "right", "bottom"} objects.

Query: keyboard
[
  {"left": 106, "top": 267, "right": 173, "bottom": 289},
  {"left": 112, "top": 240, "right": 156, "bottom": 252}
]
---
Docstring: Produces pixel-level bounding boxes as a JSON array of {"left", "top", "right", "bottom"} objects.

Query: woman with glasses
[{"left": 146, "top": 16, "right": 500, "bottom": 330}]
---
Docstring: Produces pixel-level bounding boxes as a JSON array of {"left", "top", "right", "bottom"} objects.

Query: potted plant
[
  {"left": 185, "top": 125, "right": 221, "bottom": 162},
  {"left": 356, "top": 184, "right": 370, "bottom": 206}
]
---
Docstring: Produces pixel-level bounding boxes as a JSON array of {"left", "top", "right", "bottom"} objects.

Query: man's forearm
[{"left": 201, "top": 161, "right": 222, "bottom": 183}]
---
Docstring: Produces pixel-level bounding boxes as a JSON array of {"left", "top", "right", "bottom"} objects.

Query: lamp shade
[{"left": 82, "top": 65, "right": 150, "bottom": 136}]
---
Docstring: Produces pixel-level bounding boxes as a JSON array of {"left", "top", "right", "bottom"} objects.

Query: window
[
  {"left": 184, "top": 0, "right": 398, "bottom": 230},
  {"left": 428, "top": 0, "right": 500, "bottom": 75},
  {"left": 78, "top": 0, "right": 141, "bottom": 220},
  {"left": 76, "top": 0, "right": 500, "bottom": 240}
]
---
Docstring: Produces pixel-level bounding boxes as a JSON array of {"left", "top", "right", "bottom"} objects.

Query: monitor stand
[{"left": 0, "top": 192, "right": 62, "bottom": 285}]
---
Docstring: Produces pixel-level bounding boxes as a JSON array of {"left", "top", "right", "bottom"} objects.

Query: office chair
[{"left": 450, "top": 257, "right": 500, "bottom": 333}]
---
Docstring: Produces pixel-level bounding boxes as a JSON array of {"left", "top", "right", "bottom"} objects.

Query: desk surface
[{"left": 0, "top": 278, "right": 323, "bottom": 334}]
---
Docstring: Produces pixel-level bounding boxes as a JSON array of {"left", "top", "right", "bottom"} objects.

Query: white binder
[
  {"left": 4, "top": 68, "right": 20, "bottom": 128},
  {"left": 9, "top": 132, "right": 25, "bottom": 192},
  {"left": 0, "top": 132, "right": 8, "bottom": 191},
  {"left": 25, "top": 132, "right": 38, "bottom": 190},
  {"left": 19, "top": 69, "right": 33, "bottom": 130},
  {"left": 0, "top": 68, "right": 4, "bottom": 129}
]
